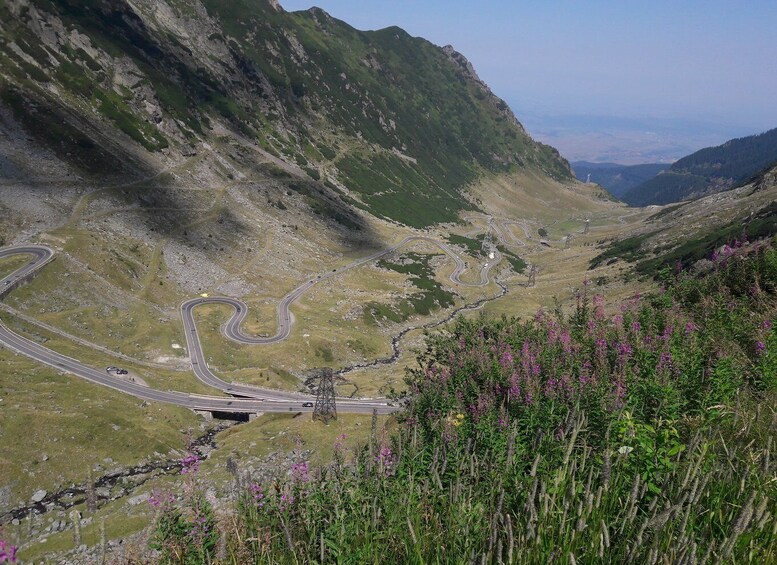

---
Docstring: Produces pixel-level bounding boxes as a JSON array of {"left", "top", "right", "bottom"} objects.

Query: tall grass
[{"left": 149, "top": 237, "right": 777, "bottom": 563}]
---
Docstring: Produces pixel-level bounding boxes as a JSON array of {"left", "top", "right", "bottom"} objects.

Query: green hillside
[
  {"left": 0, "top": 0, "right": 571, "bottom": 227},
  {"left": 572, "top": 161, "right": 669, "bottom": 198},
  {"left": 623, "top": 127, "right": 777, "bottom": 206}
]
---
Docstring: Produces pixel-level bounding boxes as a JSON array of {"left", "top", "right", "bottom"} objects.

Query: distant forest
[
  {"left": 623, "top": 127, "right": 777, "bottom": 206},
  {"left": 571, "top": 161, "right": 668, "bottom": 198}
]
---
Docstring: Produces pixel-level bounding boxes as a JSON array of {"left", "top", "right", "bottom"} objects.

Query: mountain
[
  {"left": 0, "top": 0, "right": 571, "bottom": 229},
  {"left": 622, "top": 127, "right": 777, "bottom": 206},
  {"left": 571, "top": 161, "right": 669, "bottom": 198}
]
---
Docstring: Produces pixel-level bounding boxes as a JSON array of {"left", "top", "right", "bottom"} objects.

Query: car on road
[
  {"left": 302, "top": 402, "right": 314, "bottom": 407},
  {"left": 116, "top": 369, "right": 128, "bottom": 375}
]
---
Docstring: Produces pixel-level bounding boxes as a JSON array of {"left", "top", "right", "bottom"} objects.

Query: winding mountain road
[{"left": 0, "top": 236, "right": 501, "bottom": 414}]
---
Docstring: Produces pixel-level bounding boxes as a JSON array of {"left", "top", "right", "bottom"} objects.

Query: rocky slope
[{"left": 0, "top": 0, "right": 571, "bottom": 229}]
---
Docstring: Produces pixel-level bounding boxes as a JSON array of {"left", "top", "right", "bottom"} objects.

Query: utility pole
[
  {"left": 565, "top": 234, "right": 572, "bottom": 249},
  {"left": 313, "top": 367, "right": 337, "bottom": 423},
  {"left": 583, "top": 218, "right": 590, "bottom": 234},
  {"left": 527, "top": 264, "right": 538, "bottom": 287}
]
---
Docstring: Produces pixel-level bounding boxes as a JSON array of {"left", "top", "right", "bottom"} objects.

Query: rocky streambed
[
  {"left": 335, "top": 279, "right": 509, "bottom": 378},
  {"left": 0, "top": 422, "right": 232, "bottom": 529}
]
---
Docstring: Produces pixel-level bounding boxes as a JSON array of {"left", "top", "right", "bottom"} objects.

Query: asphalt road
[
  {"left": 0, "top": 246, "right": 394, "bottom": 414},
  {"left": 179, "top": 236, "right": 500, "bottom": 394},
  {"left": 0, "top": 237, "right": 501, "bottom": 415}
]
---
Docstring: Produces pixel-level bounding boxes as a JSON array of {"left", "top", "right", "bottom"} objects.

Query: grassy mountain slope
[
  {"left": 137, "top": 231, "right": 777, "bottom": 563},
  {"left": 0, "top": 0, "right": 570, "bottom": 227},
  {"left": 572, "top": 161, "right": 668, "bottom": 198},
  {"left": 591, "top": 163, "right": 777, "bottom": 277},
  {"left": 623, "top": 127, "right": 777, "bottom": 206}
]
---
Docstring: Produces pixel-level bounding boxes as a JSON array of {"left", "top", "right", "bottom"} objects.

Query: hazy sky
[{"left": 280, "top": 1, "right": 777, "bottom": 132}]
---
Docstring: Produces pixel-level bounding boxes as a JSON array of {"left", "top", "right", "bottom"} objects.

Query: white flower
[{"left": 618, "top": 446, "right": 634, "bottom": 455}]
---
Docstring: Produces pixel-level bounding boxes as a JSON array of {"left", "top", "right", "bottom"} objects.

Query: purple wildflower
[
  {"left": 578, "top": 361, "right": 593, "bottom": 387},
  {"left": 180, "top": 453, "right": 200, "bottom": 475},
  {"left": 376, "top": 445, "right": 396, "bottom": 476},
  {"left": 684, "top": 322, "right": 697, "bottom": 335},
  {"left": 499, "top": 346, "right": 514, "bottom": 369},
  {"left": 616, "top": 342, "right": 633, "bottom": 365},
  {"left": 544, "top": 377, "right": 559, "bottom": 399},
  {"left": 508, "top": 373, "right": 521, "bottom": 400},
  {"left": 756, "top": 341, "right": 766, "bottom": 356},
  {"left": 764, "top": 320, "right": 773, "bottom": 331},
  {"left": 657, "top": 351, "right": 673, "bottom": 373},
  {"left": 0, "top": 540, "right": 18, "bottom": 564},
  {"left": 291, "top": 461, "right": 310, "bottom": 483},
  {"left": 249, "top": 483, "right": 266, "bottom": 507},
  {"left": 147, "top": 488, "right": 175, "bottom": 509},
  {"left": 612, "top": 379, "right": 627, "bottom": 409},
  {"left": 593, "top": 295, "right": 606, "bottom": 320},
  {"left": 188, "top": 509, "right": 211, "bottom": 543},
  {"left": 560, "top": 330, "right": 572, "bottom": 353},
  {"left": 279, "top": 492, "right": 295, "bottom": 512},
  {"left": 333, "top": 433, "right": 348, "bottom": 457}
]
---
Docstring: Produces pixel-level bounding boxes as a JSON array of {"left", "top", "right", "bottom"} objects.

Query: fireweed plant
[
  {"left": 149, "top": 238, "right": 777, "bottom": 563},
  {"left": 0, "top": 537, "right": 18, "bottom": 564},
  {"left": 149, "top": 451, "right": 218, "bottom": 564}
]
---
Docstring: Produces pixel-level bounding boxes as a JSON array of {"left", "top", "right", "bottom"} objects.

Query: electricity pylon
[
  {"left": 313, "top": 367, "right": 337, "bottom": 423},
  {"left": 528, "top": 264, "right": 538, "bottom": 287}
]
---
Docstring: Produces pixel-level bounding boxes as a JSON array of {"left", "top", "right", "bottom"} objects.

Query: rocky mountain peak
[{"left": 442, "top": 45, "right": 487, "bottom": 89}]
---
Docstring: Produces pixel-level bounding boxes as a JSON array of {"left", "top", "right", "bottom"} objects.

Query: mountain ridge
[
  {"left": 622, "top": 126, "right": 777, "bottom": 206},
  {"left": 0, "top": 0, "right": 571, "bottom": 228}
]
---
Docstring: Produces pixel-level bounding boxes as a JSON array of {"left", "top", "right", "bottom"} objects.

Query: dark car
[
  {"left": 116, "top": 369, "right": 128, "bottom": 375},
  {"left": 302, "top": 402, "right": 314, "bottom": 407}
]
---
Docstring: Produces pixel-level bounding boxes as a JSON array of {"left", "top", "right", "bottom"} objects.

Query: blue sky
[{"left": 280, "top": 1, "right": 777, "bottom": 133}]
